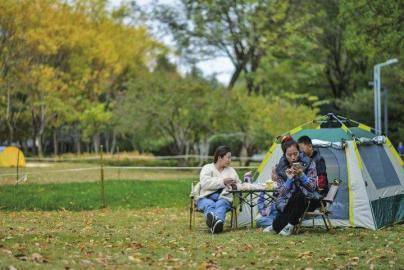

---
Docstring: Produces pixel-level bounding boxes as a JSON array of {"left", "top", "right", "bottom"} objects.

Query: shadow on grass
[{"left": 0, "top": 179, "right": 191, "bottom": 211}]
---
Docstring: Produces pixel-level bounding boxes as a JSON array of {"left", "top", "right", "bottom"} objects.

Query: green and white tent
[{"left": 237, "top": 113, "right": 404, "bottom": 230}]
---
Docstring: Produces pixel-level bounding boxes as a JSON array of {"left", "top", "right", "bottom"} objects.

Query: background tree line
[{"left": 0, "top": 0, "right": 402, "bottom": 159}]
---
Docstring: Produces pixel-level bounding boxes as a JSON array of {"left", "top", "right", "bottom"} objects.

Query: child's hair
[{"left": 297, "top": 135, "right": 312, "bottom": 145}]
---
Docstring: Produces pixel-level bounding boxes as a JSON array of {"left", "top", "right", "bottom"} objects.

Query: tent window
[{"left": 358, "top": 145, "right": 400, "bottom": 189}]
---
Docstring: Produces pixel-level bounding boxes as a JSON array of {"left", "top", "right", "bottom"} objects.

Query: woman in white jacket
[{"left": 196, "top": 146, "right": 240, "bottom": 234}]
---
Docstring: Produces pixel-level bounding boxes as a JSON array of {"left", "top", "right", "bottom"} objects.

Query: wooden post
[
  {"left": 117, "top": 146, "right": 120, "bottom": 180},
  {"left": 100, "top": 145, "right": 106, "bottom": 208},
  {"left": 13, "top": 149, "right": 20, "bottom": 207},
  {"left": 16, "top": 150, "right": 20, "bottom": 183}
]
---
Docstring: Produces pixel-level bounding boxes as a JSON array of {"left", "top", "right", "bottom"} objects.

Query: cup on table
[{"left": 265, "top": 180, "right": 274, "bottom": 190}]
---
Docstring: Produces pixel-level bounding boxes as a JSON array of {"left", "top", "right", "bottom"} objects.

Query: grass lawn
[
  {"left": 0, "top": 162, "right": 199, "bottom": 185},
  {"left": 0, "top": 208, "right": 402, "bottom": 269},
  {"left": 0, "top": 178, "right": 402, "bottom": 269},
  {"left": 0, "top": 161, "right": 255, "bottom": 185},
  {"left": 0, "top": 179, "right": 191, "bottom": 211}
]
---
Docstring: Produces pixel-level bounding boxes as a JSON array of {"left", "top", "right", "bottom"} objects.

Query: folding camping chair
[
  {"left": 294, "top": 180, "right": 340, "bottom": 234},
  {"left": 189, "top": 181, "right": 237, "bottom": 230}
]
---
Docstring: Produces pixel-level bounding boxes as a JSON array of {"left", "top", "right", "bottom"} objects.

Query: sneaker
[
  {"left": 211, "top": 219, "right": 224, "bottom": 234},
  {"left": 263, "top": 225, "right": 274, "bottom": 233},
  {"left": 279, "top": 223, "right": 294, "bottom": 236},
  {"left": 206, "top": 212, "right": 216, "bottom": 228}
]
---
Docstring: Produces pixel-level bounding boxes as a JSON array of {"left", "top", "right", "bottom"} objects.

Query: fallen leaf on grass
[
  {"left": 14, "top": 253, "right": 28, "bottom": 261},
  {"left": 298, "top": 251, "right": 313, "bottom": 259},
  {"left": 31, "top": 253, "right": 47, "bottom": 263},
  {"left": 345, "top": 256, "right": 359, "bottom": 267},
  {"left": 243, "top": 244, "right": 253, "bottom": 252},
  {"left": 130, "top": 242, "right": 144, "bottom": 249},
  {"left": 157, "top": 253, "right": 181, "bottom": 263},
  {"left": 1, "top": 249, "right": 13, "bottom": 256},
  {"left": 80, "top": 259, "right": 92, "bottom": 265},
  {"left": 95, "top": 257, "right": 108, "bottom": 265},
  {"left": 128, "top": 256, "right": 142, "bottom": 263},
  {"left": 350, "top": 257, "right": 359, "bottom": 262},
  {"left": 262, "top": 258, "right": 274, "bottom": 264},
  {"left": 198, "top": 260, "right": 220, "bottom": 270}
]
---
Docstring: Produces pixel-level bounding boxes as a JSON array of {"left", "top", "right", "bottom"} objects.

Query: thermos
[{"left": 244, "top": 171, "right": 253, "bottom": 183}]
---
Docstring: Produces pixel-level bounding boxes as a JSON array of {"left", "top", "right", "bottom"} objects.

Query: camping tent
[
  {"left": 0, "top": 146, "right": 26, "bottom": 167},
  {"left": 237, "top": 113, "right": 403, "bottom": 230}
]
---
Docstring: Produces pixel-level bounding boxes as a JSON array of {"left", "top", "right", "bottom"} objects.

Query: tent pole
[{"left": 329, "top": 113, "right": 355, "bottom": 138}]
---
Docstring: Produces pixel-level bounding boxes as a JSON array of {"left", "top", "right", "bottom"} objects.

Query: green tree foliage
[
  {"left": 340, "top": 0, "right": 403, "bottom": 59},
  {"left": 213, "top": 89, "right": 318, "bottom": 163},
  {"left": 338, "top": 88, "right": 404, "bottom": 144},
  {"left": 0, "top": 0, "right": 158, "bottom": 155},
  {"left": 337, "top": 0, "right": 403, "bottom": 142},
  {"left": 154, "top": 0, "right": 314, "bottom": 94},
  {"left": 118, "top": 53, "right": 318, "bottom": 159},
  {"left": 2, "top": 0, "right": 401, "bottom": 157},
  {"left": 121, "top": 63, "right": 213, "bottom": 156},
  {"left": 153, "top": 0, "right": 401, "bottom": 140},
  {"left": 254, "top": 1, "right": 324, "bottom": 96}
]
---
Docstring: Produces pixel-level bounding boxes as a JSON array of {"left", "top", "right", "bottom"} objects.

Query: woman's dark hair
[
  {"left": 214, "top": 145, "right": 231, "bottom": 163},
  {"left": 281, "top": 136, "right": 299, "bottom": 154}
]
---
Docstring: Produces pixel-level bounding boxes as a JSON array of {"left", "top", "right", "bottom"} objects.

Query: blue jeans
[
  {"left": 256, "top": 211, "right": 277, "bottom": 228},
  {"left": 196, "top": 191, "right": 232, "bottom": 222}
]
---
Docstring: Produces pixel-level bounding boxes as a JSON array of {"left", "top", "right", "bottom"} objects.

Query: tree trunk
[
  {"left": 239, "top": 144, "right": 247, "bottom": 166},
  {"left": 53, "top": 129, "right": 58, "bottom": 156},
  {"left": 35, "top": 134, "right": 43, "bottom": 157},
  {"left": 174, "top": 138, "right": 187, "bottom": 166},
  {"left": 73, "top": 128, "right": 81, "bottom": 154},
  {"left": 32, "top": 132, "right": 37, "bottom": 156},
  {"left": 245, "top": 145, "right": 256, "bottom": 167},
  {"left": 21, "top": 140, "right": 28, "bottom": 155},
  {"left": 93, "top": 133, "right": 100, "bottom": 153},
  {"left": 105, "top": 132, "right": 110, "bottom": 153},
  {"left": 240, "top": 136, "right": 251, "bottom": 166},
  {"left": 177, "top": 143, "right": 187, "bottom": 166},
  {"left": 184, "top": 142, "right": 190, "bottom": 166},
  {"left": 228, "top": 64, "right": 244, "bottom": 90},
  {"left": 75, "top": 139, "right": 81, "bottom": 154},
  {"left": 5, "top": 88, "right": 14, "bottom": 145},
  {"left": 198, "top": 138, "right": 210, "bottom": 166},
  {"left": 110, "top": 131, "right": 117, "bottom": 154},
  {"left": 31, "top": 101, "right": 46, "bottom": 157},
  {"left": 193, "top": 143, "right": 200, "bottom": 165},
  {"left": 77, "top": 141, "right": 81, "bottom": 154},
  {"left": 6, "top": 121, "right": 14, "bottom": 145}
]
